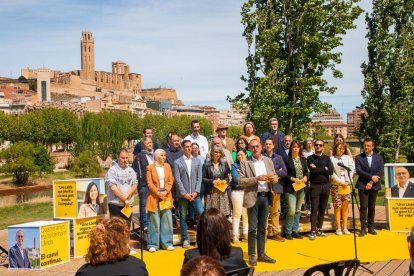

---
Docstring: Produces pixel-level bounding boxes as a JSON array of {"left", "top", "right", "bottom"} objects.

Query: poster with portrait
[
  {"left": 384, "top": 163, "right": 414, "bottom": 231},
  {"left": 8, "top": 221, "right": 70, "bottom": 269},
  {"left": 53, "top": 178, "right": 107, "bottom": 219}
]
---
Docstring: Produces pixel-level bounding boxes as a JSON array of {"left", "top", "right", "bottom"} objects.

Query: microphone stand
[{"left": 343, "top": 164, "right": 373, "bottom": 275}]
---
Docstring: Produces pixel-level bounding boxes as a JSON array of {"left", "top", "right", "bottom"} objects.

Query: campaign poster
[
  {"left": 387, "top": 198, "right": 414, "bottom": 231},
  {"left": 40, "top": 221, "right": 70, "bottom": 269},
  {"left": 8, "top": 227, "right": 41, "bottom": 269},
  {"left": 73, "top": 216, "right": 102, "bottom": 258},
  {"left": 53, "top": 178, "right": 107, "bottom": 219},
  {"left": 384, "top": 163, "right": 414, "bottom": 198}
]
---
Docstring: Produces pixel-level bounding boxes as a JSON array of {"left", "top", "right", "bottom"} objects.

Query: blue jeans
[
  {"left": 284, "top": 189, "right": 305, "bottom": 234},
  {"left": 138, "top": 186, "right": 149, "bottom": 227},
  {"left": 147, "top": 205, "right": 173, "bottom": 249},
  {"left": 247, "top": 195, "right": 269, "bottom": 256},
  {"left": 178, "top": 197, "right": 204, "bottom": 241}
]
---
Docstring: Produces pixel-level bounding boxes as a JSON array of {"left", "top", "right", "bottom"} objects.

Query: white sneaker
[
  {"left": 167, "top": 246, "right": 174, "bottom": 251},
  {"left": 343, "top": 229, "right": 351, "bottom": 235},
  {"left": 336, "top": 229, "right": 343, "bottom": 235},
  {"left": 183, "top": 240, "right": 191, "bottom": 248},
  {"left": 129, "top": 249, "right": 137, "bottom": 254},
  {"left": 148, "top": 247, "right": 156, "bottom": 253}
]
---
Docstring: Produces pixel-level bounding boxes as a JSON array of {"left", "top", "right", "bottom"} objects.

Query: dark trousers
[
  {"left": 247, "top": 194, "right": 269, "bottom": 256},
  {"left": 108, "top": 204, "right": 131, "bottom": 226},
  {"left": 310, "top": 184, "right": 330, "bottom": 231},
  {"left": 138, "top": 186, "right": 149, "bottom": 227},
  {"left": 358, "top": 189, "right": 378, "bottom": 230}
]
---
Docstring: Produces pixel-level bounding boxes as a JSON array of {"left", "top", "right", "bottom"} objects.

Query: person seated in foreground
[
  {"left": 181, "top": 255, "right": 226, "bottom": 276},
  {"left": 75, "top": 217, "right": 148, "bottom": 276},
  {"left": 183, "top": 208, "right": 248, "bottom": 272}
]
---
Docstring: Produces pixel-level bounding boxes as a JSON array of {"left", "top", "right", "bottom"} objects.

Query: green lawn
[{"left": 0, "top": 202, "right": 53, "bottom": 230}]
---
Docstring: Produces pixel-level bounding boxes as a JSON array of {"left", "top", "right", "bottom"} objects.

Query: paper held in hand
[
  {"left": 159, "top": 197, "right": 173, "bottom": 210},
  {"left": 214, "top": 179, "right": 228, "bottom": 193},
  {"left": 338, "top": 184, "right": 351, "bottom": 195},
  {"left": 121, "top": 204, "right": 133, "bottom": 218},
  {"left": 292, "top": 180, "right": 306, "bottom": 192}
]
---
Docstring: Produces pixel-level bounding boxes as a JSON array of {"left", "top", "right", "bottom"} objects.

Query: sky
[{"left": 0, "top": 0, "right": 371, "bottom": 119}]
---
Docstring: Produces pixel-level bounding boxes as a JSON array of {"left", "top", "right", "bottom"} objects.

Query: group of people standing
[{"left": 103, "top": 118, "right": 385, "bottom": 267}]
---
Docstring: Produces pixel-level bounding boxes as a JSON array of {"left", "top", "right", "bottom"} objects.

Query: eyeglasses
[
  {"left": 314, "top": 144, "right": 324, "bottom": 147},
  {"left": 250, "top": 145, "right": 260, "bottom": 148},
  {"left": 396, "top": 172, "right": 408, "bottom": 176},
  {"left": 17, "top": 235, "right": 24, "bottom": 238}
]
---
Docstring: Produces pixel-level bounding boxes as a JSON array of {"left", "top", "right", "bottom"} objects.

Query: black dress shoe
[
  {"left": 284, "top": 233, "right": 293, "bottom": 240},
  {"left": 359, "top": 229, "right": 366, "bottom": 237},
  {"left": 292, "top": 232, "right": 303, "bottom": 239},
  {"left": 258, "top": 254, "right": 276, "bottom": 263},
  {"left": 368, "top": 228, "right": 377, "bottom": 235},
  {"left": 249, "top": 255, "right": 257, "bottom": 266}
]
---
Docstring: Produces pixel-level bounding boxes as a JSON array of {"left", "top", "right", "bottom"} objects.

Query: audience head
[
  {"left": 333, "top": 142, "right": 348, "bottom": 157},
  {"left": 264, "top": 137, "right": 275, "bottom": 154},
  {"left": 236, "top": 149, "right": 248, "bottom": 164},
  {"left": 314, "top": 139, "right": 325, "bottom": 154},
  {"left": 191, "top": 142, "right": 200, "bottom": 157},
  {"left": 84, "top": 182, "right": 100, "bottom": 205},
  {"left": 243, "top": 122, "right": 255, "bottom": 136},
  {"left": 154, "top": 149, "right": 167, "bottom": 165},
  {"left": 211, "top": 136, "right": 223, "bottom": 148},
  {"left": 289, "top": 140, "right": 303, "bottom": 157},
  {"left": 143, "top": 127, "right": 153, "bottom": 138},
  {"left": 333, "top": 133, "right": 345, "bottom": 144},
  {"left": 142, "top": 137, "right": 153, "bottom": 151},
  {"left": 216, "top": 124, "right": 228, "bottom": 138},
  {"left": 191, "top": 120, "right": 201, "bottom": 134},
  {"left": 235, "top": 137, "right": 249, "bottom": 151},
  {"left": 284, "top": 135, "right": 292, "bottom": 149},
  {"left": 363, "top": 137, "right": 375, "bottom": 155},
  {"left": 249, "top": 139, "right": 262, "bottom": 159},
  {"left": 117, "top": 148, "right": 129, "bottom": 168},
  {"left": 303, "top": 138, "right": 314, "bottom": 151},
  {"left": 170, "top": 133, "right": 180, "bottom": 149},
  {"left": 85, "top": 218, "right": 130, "bottom": 266},
  {"left": 181, "top": 140, "right": 192, "bottom": 157},
  {"left": 180, "top": 255, "right": 226, "bottom": 276},
  {"left": 268, "top": 118, "right": 279, "bottom": 132},
  {"left": 210, "top": 145, "right": 224, "bottom": 163},
  {"left": 196, "top": 208, "right": 231, "bottom": 260}
]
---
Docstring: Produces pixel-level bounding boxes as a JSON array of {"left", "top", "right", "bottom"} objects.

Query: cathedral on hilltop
[{"left": 21, "top": 31, "right": 142, "bottom": 99}]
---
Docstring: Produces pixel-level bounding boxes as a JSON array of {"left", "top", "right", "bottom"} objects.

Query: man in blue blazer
[
  {"left": 355, "top": 138, "right": 384, "bottom": 237},
  {"left": 174, "top": 139, "right": 204, "bottom": 248},
  {"left": 9, "top": 229, "right": 31, "bottom": 269}
]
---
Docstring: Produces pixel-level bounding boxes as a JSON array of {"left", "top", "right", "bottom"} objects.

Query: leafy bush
[{"left": 71, "top": 150, "right": 102, "bottom": 178}]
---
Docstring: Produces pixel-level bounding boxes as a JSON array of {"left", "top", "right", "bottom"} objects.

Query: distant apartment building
[
  {"left": 167, "top": 105, "right": 205, "bottom": 118},
  {"left": 347, "top": 107, "right": 367, "bottom": 137},
  {"left": 310, "top": 109, "right": 348, "bottom": 138},
  {"left": 218, "top": 107, "right": 247, "bottom": 127},
  {"left": 193, "top": 105, "right": 220, "bottom": 131},
  {"left": 131, "top": 95, "right": 147, "bottom": 117}
]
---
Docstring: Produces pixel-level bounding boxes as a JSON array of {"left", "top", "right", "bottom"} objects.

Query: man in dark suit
[
  {"left": 391, "top": 167, "right": 414, "bottom": 198},
  {"left": 9, "top": 229, "right": 30, "bottom": 269},
  {"left": 276, "top": 135, "right": 292, "bottom": 165},
  {"left": 174, "top": 140, "right": 204, "bottom": 248},
  {"left": 355, "top": 138, "right": 384, "bottom": 237},
  {"left": 239, "top": 139, "right": 278, "bottom": 266}
]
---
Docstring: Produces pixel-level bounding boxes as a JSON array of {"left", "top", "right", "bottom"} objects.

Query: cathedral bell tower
[{"left": 80, "top": 31, "right": 95, "bottom": 80}]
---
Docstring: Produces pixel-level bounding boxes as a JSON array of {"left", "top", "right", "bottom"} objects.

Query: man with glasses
[
  {"left": 239, "top": 139, "right": 278, "bottom": 266},
  {"left": 260, "top": 118, "right": 285, "bottom": 149},
  {"left": 307, "top": 139, "right": 334, "bottom": 240},
  {"left": 355, "top": 138, "right": 384, "bottom": 237},
  {"left": 391, "top": 167, "right": 414, "bottom": 198},
  {"left": 9, "top": 229, "right": 31, "bottom": 268}
]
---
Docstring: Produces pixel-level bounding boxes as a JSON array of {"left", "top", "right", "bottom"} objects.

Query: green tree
[
  {"left": 227, "top": 126, "right": 243, "bottom": 139},
  {"left": 0, "top": 111, "right": 12, "bottom": 140},
  {"left": 359, "top": 0, "right": 414, "bottom": 162},
  {"left": 0, "top": 141, "right": 39, "bottom": 185},
  {"left": 229, "top": 0, "right": 362, "bottom": 136},
  {"left": 34, "top": 144, "right": 54, "bottom": 175},
  {"left": 71, "top": 150, "right": 102, "bottom": 178}
]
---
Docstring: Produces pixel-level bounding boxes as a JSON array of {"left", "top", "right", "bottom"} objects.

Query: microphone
[{"left": 337, "top": 162, "right": 351, "bottom": 171}]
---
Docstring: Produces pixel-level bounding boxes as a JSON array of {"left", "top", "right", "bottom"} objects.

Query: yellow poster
[
  {"left": 54, "top": 181, "right": 77, "bottom": 218},
  {"left": 40, "top": 222, "right": 70, "bottom": 269},
  {"left": 388, "top": 198, "right": 414, "bottom": 231},
  {"left": 73, "top": 217, "right": 101, "bottom": 258}
]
